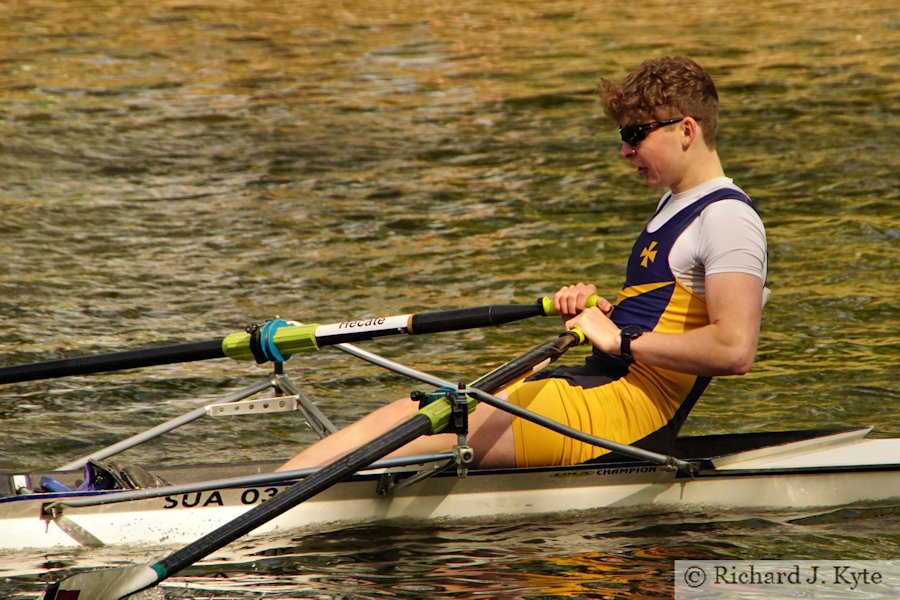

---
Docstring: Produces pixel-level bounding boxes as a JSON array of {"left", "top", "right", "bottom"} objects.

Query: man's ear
[
  {"left": 681, "top": 117, "right": 696, "bottom": 148},
  {"left": 681, "top": 117, "right": 704, "bottom": 150}
]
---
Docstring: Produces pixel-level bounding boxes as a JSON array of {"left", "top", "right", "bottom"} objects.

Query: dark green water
[{"left": 0, "top": 0, "right": 897, "bottom": 597}]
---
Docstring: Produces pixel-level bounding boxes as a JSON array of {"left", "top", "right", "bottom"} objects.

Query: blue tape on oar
[{"left": 259, "top": 319, "right": 290, "bottom": 363}]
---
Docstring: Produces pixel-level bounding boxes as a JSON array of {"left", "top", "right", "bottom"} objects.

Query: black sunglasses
[{"left": 619, "top": 117, "right": 688, "bottom": 148}]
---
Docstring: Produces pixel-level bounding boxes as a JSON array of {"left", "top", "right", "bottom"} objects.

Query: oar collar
[{"left": 246, "top": 319, "right": 291, "bottom": 364}]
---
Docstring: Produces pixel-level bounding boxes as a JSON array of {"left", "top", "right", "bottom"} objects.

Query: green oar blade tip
[{"left": 43, "top": 563, "right": 160, "bottom": 600}]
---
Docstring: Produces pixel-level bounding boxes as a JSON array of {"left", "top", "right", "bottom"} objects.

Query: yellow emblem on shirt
[{"left": 640, "top": 241, "right": 658, "bottom": 267}]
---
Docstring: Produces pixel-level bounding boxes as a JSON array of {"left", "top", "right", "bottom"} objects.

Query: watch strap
[{"left": 619, "top": 325, "right": 643, "bottom": 363}]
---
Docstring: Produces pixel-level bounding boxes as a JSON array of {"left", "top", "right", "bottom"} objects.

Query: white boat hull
[{"left": 3, "top": 429, "right": 898, "bottom": 551}]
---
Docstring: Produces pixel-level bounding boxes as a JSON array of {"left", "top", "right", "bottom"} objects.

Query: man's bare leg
[{"left": 276, "top": 394, "right": 515, "bottom": 471}]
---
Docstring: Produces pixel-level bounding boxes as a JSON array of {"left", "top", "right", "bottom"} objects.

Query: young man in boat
[{"left": 278, "top": 56, "right": 767, "bottom": 471}]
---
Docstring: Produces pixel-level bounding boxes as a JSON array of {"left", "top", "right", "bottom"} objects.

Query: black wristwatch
[{"left": 619, "top": 325, "right": 643, "bottom": 363}]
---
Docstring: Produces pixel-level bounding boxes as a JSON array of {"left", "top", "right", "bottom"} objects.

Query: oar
[
  {"left": 43, "top": 330, "right": 585, "bottom": 599},
  {"left": 0, "top": 296, "right": 595, "bottom": 385}
]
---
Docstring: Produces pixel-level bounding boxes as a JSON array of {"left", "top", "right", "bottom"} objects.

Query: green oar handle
[{"left": 539, "top": 294, "right": 600, "bottom": 317}]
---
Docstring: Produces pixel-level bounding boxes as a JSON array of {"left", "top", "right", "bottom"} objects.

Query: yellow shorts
[{"left": 506, "top": 368, "right": 691, "bottom": 467}]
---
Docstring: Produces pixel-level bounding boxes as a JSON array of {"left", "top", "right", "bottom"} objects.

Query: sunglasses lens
[{"left": 620, "top": 125, "right": 645, "bottom": 147}]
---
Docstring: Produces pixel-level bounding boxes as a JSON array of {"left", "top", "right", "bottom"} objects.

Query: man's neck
[{"left": 670, "top": 149, "right": 725, "bottom": 194}]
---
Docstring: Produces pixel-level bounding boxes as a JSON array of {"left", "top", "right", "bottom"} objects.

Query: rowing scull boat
[
  {"left": 6, "top": 308, "right": 894, "bottom": 599},
  {"left": 3, "top": 425, "right": 898, "bottom": 551}
]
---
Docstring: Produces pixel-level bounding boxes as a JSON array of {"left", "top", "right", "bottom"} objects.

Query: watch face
[{"left": 623, "top": 325, "right": 642, "bottom": 339}]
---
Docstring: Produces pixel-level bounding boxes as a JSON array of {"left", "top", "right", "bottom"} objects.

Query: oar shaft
[
  {"left": 0, "top": 303, "right": 542, "bottom": 384},
  {"left": 469, "top": 331, "right": 584, "bottom": 393},
  {"left": 155, "top": 412, "right": 435, "bottom": 580},
  {"left": 155, "top": 332, "right": 581, "bottom": 580},
  {"left": 409, "top": 302, "right": 546, "bottom": 334},
  {"left": 5, "top": 296, "right": 597, "bottom": 385},
  {"left": 224, "top": 297, "right": 596, "bottom": 359},
  {"left": 44, "top": 331, "right": 583, "bottom": 599},
  {"left": 222, "top": 300, "right": 558, "bottom": 360},
  {"left": 0, "top": 339, "right": 225, "bottom": 385},
  {"left": 317, "top": 296, "right": 596, "bottom": 342}
]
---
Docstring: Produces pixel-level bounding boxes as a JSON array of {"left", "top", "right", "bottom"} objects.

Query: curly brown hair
[{"left": 598, "top": 56, "right": 719, "bottom": 148}]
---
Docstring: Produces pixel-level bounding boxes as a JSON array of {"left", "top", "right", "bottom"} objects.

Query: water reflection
[
  {"left": 0, "top": 0, "right": 897, "bottom": 597},
  {"left": 11, "top": 505, "right": 888, "bottom": 599}
]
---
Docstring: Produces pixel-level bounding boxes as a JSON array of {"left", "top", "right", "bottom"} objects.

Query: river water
[{"left": 0, "top": 0, "right": 897, "bottom": 597}]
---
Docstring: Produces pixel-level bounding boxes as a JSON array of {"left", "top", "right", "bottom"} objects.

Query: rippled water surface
[{"left": 1, "top": 0, "right": 897, "bottom": 597}]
